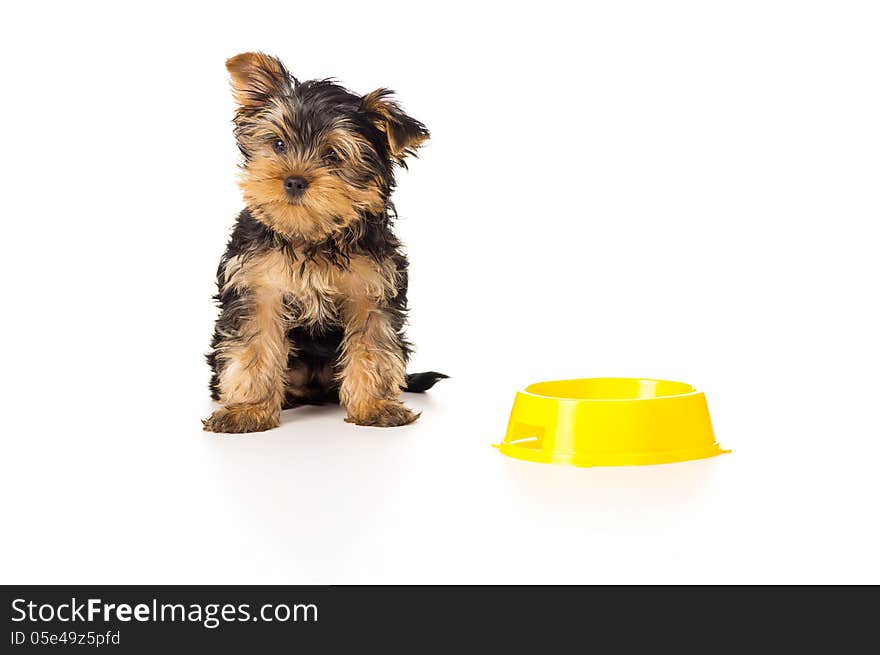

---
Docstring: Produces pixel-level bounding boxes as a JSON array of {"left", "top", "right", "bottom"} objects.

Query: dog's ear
[
  {"left": 363, "top": 89, "right": 429, "bottom": 164},
  {"left": 226, "top": 52, "right": 292, "bottom": 107}
]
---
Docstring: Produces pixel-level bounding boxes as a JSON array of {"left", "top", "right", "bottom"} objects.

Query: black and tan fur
[{"left": 204, "top": 52, "right": 445, "bottom": 433}]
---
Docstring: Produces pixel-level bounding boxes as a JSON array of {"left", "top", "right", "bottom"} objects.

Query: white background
[{"left": 1, "top": 1, "right": 878, "bottom": 583}]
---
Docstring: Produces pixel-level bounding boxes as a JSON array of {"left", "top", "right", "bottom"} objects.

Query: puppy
[{"left": 204, "top": 52, "right": 445, "bottom": 433}]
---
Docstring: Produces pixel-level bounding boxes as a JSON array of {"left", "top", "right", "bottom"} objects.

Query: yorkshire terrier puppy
[{"left": 204, "top": 52, "right": 445, "bottom": 433}]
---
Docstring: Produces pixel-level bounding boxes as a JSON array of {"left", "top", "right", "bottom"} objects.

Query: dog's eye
[
  {"left": 273, "top": 139, "right": 287, "bottom": 154},
  {"left": 323, "top": 149, "right": 342, "bottom": 165}
]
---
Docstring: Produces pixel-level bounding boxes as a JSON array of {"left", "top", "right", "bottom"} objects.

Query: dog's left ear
[{"left": 363, "top": 89, "right": 429, "bottom": 164}]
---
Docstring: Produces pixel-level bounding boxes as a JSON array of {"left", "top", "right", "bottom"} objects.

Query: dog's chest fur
[{"left": 223, "top": 246, "right": 398, "bottom": 329}]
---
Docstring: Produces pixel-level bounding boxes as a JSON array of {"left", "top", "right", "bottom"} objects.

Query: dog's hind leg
[{"left": 283, "top": 360, "right": 339, "bottom": 408}]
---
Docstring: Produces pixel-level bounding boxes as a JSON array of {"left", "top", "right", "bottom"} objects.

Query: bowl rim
[{"left": 521, "top": 377, "right": 703, "bottom": 402}]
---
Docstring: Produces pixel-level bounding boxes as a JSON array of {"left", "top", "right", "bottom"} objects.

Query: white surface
[{"left": 2, "top": 1, "right": 879, "bottom": 583}]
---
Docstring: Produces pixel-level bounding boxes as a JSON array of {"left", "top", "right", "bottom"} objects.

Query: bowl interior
[{"left": 524, "top": 378, "right": 696, "bottom": 400}]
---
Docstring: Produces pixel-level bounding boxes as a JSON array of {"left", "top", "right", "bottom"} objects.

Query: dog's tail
[{"left": 404, "top": 371, "right": 448, "bottom": 393}]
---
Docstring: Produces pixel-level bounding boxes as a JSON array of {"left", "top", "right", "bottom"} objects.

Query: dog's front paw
[
  {"left": 203, "top": 404, "right": 280, "bottom": 434},
  {"left": 345, "top": 400, "right": 420, "bottom": 427}
]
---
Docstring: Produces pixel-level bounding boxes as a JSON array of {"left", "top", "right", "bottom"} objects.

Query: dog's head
[{"left": 226, "top": 52, "right": 429, "bottom": 241}]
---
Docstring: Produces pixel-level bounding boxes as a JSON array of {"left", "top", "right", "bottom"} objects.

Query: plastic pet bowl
[{"left": 495, "top": 378, "right": 729, "bottom": 467}]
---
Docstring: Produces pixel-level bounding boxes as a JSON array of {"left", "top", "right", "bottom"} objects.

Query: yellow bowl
[{"left": 495, "top": 378, "right": 729, "bottom": 467}]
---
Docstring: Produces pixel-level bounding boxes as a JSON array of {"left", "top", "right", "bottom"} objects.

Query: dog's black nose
[{"left": 284, "top": 176, "right": 309, "bottom": 198}]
